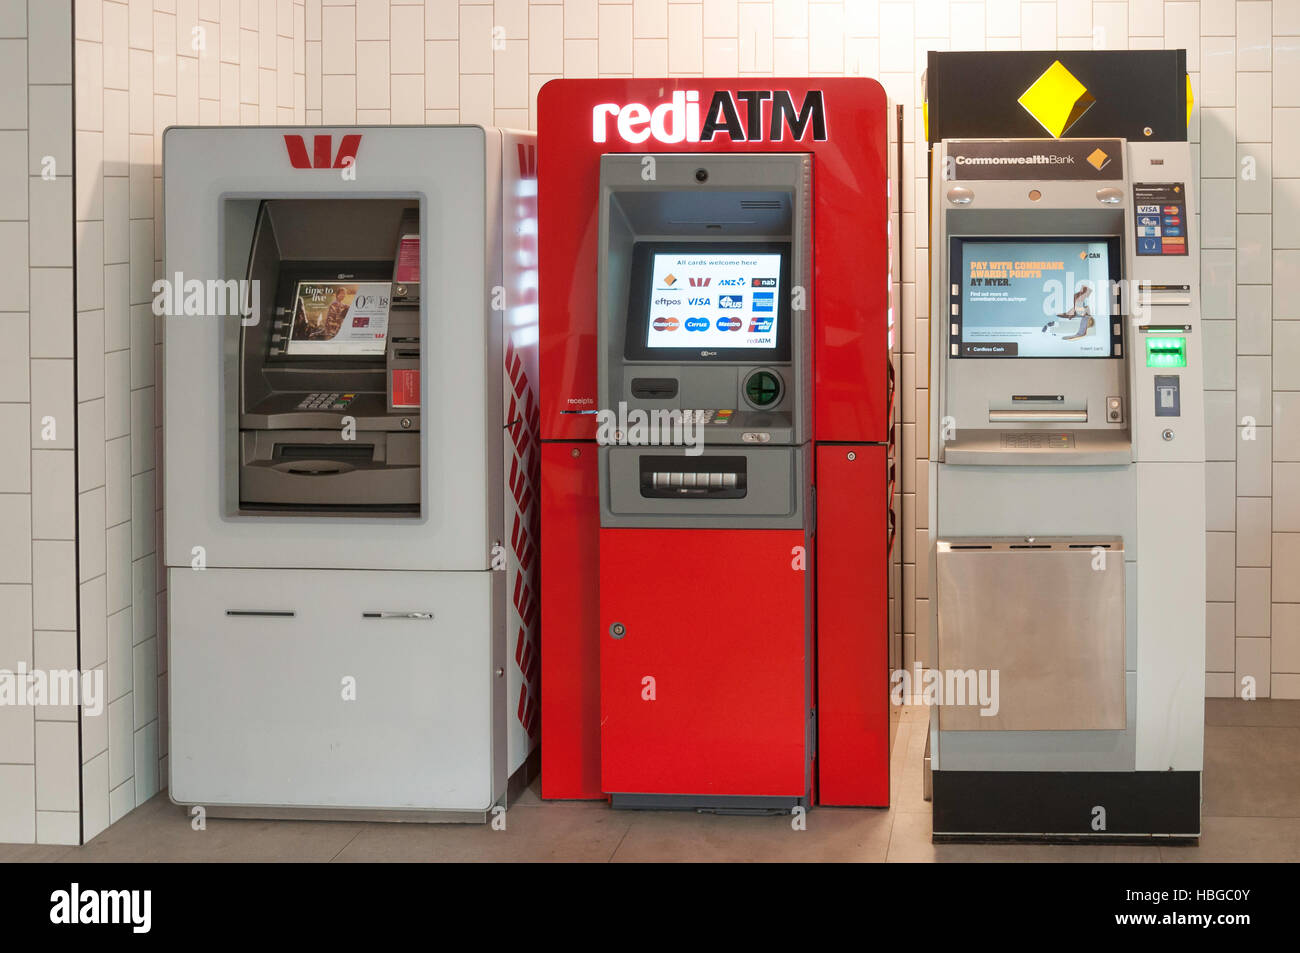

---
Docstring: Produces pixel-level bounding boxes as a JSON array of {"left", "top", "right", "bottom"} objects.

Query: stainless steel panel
[{"left": 936, "top": 536, "right": 1126, "bottom": 731}]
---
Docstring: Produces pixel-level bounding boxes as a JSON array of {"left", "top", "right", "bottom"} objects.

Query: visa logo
[{"left": 688, "top": 297, "right": 711, "bottom": 306}]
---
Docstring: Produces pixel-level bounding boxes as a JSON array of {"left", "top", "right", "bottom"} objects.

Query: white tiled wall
[
  {"left": 1, "top": 0, "right": 1294, "bottom": 847},
  {"left": 0, "top": 0, "right": 81, "bottom": 846},
  {"left": 70, "top": 0, "right": 303, "bottom": 840}
]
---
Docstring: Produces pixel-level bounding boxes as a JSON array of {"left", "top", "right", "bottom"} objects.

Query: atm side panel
[
  {"left": 501, "top": 130, "right": 542, "bottom": 778},
  {"left": 815, "top": 444, "right": 890, "bottom": 806},
  {"left": 598, "top": 528, "right": 810, "bottom": 798},
  {"left": 539, "top": 442, "right": 604, "bottom": 799}
]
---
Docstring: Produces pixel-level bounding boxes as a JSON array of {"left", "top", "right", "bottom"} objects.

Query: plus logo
[
  {"left": 284, "top": 133, "right": 362, "bottom": 169},
  {"left": 592, "top": 89, "right": 828, "bottom": 145}
]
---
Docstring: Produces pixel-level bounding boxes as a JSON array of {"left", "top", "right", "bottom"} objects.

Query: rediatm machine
[
  {"left": 925, "top": 52, "right": 1206, "bottom": 839},
  {"left": 162, "top": 126, "right": 540, "bottom": 820},
  {"left": 539, "top": 79, "right": 894, "bottom": 808}
]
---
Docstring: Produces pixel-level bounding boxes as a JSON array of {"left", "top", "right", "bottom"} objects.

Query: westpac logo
[
  {"left": 592, "top": 90, "right": 827, "bottom": 144},
  {"left": 688, "top": 276, "right": 711, "bottom": 287},
  {"left": 284, "top": 133, "right": 361, "bottom": 169}
]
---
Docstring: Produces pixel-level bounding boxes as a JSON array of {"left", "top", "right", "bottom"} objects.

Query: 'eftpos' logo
[
  {"left": 592, "top": 90, "right": 827, "bottom": 144},
  {"left": 284, "top": 133, "right": 362, "bottom": 169}
]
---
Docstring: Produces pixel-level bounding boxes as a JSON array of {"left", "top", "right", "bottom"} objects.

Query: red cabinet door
[
  {"left": 539, "top": 442, "right": 603, "bottom": 799},
  {"left": 599, "top": 527, "right": 810, "bottom": 798},
  {"left": 815, "top": 444, "right": 890, "bottom": 806}
]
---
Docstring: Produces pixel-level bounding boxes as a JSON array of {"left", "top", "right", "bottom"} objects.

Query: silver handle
[
  {"left": 989, "top": 410, "right": 1088, "bottom": 423},
  {"left": 361, "top": 611, "right": 435, "bottom": 620},
  {"left": 226, "top": 609, "right": 296, "bottom": 618}
]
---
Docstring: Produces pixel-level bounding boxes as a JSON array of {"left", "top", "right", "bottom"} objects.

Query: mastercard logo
[{"left": 652, "top": 316, "right": 679, "bottom": 331}]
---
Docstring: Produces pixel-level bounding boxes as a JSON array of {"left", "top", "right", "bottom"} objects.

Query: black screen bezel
[
  {"left": 622, "top": 241, "right": 793, "bottom": 363},
  {"left": 948, "top": 236, "right": 1125, "bottom": 359}
]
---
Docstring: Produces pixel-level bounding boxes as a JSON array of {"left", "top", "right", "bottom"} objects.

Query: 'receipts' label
[{"left": 391, "top": 368, "right": 419, "bottom": 409}]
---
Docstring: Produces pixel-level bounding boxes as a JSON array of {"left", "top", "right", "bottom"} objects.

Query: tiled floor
[{"left": 5, "top": 701, "right": 1299, "bottom": 863}]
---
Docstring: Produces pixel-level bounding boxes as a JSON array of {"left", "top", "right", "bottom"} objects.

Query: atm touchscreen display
[
  {"left": 624, "top": 242, "right": 792, "bottom": 362},
  {"left": 285, "top": 280, "right": 393, "bottom": 357},
  {"left": 950, "top": 237, "right": 1122, "bottom": 359}
]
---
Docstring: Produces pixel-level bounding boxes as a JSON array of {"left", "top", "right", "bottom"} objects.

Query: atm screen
[
  {"left": 624, "top": 242, "right": 792, "bottom": 362},
  {"left": 950, "top": 238, "right": 1122, "bottom": 358},
  {"left": 284, "top": 280, "right": 393, "bottom": 357}
]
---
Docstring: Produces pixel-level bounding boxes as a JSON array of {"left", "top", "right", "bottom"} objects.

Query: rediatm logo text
[{"left": 592, "top": 90, "right": 828, "bottom": 144}]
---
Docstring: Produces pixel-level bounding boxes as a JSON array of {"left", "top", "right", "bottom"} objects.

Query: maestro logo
[
  {"left": 592, "top": 89, "right": 827, "bottom": 144},
  {"left": 716, "top": 316, "right": 742, "bottom": 331},
  {"left": 284, "top": 133, "right": 361, "bottom": 169}
]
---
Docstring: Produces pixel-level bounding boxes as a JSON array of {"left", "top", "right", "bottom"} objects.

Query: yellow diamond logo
[
  {"left": 1087, "top": 147, "right": 1110, "bottom": 171},
  {"left": 1018, "top": 61, "right": 1096, "bottom": 138}
]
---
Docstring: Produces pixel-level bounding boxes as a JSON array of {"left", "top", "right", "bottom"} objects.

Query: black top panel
[{"left": 926, "top": 50, "right": 1188, "bottom": 144}]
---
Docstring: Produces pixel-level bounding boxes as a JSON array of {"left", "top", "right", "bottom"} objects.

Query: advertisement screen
[
  {"left": 644, "top": 252, "right": 783, "bottom": 350},
  {"left": 285, "top": 281, "right": 392, "bottom": 357},
  {"left": 955, "top": 240, "right": 1116, "bottom": 358}
]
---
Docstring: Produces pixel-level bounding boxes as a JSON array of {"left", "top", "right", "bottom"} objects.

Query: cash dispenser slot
[
  {"left": 639, "top": 455, "right": 747, "bottom": 499},
  {"left": 989, "top": 409, "right": 1088, "bottom": 423}
]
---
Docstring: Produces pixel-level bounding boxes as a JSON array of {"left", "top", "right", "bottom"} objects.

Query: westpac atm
[
  {"left": 925, "top": 52, "right": 1205, "bottom": 839},
  {"left": 539, "top": 79, "right": 893, "bottom": 809},
  {"left": 162, "top": 126, "right": 540, "bottom": 820}
]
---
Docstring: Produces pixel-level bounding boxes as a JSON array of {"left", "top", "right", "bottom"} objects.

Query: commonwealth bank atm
[
  {"left": 539, "top": 79, "right": 894, "bottom": 809},
  {"left": 926, "top": 52, "right": 1206, "bottom": 839},
  {"left": 162, "top": 126, "right": 540, "bottom": 820}
]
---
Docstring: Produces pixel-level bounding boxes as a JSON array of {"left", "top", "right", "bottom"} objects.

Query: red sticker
[
  {"left": 395, "top": 235, "right": 420, "bottom": 284},
  {"left": 392, "top": 368, "right": 419, "bottom": 409}
]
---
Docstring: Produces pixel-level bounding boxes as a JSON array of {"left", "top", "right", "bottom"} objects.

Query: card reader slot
[{"left": 988, "top": 409, "right": 1088, "bottom": 423}]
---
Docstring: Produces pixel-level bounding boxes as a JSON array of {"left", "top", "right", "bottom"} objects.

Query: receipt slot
[
  {"left": 925, "top": 51, "right": 1206, "bottom": 840},
  {"left": 162, "top": 126, "right": 540, "bottom": 820},
  {"left": 539, "top": 79, "right": 894, "bottom": 809}
]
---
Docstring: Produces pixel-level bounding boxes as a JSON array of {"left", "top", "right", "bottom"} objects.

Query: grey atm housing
[
  {"left": 927, "top": 138, "right": 1207, "bottom": 839},
  {"left": 597, "top": 153, "right": 812, "bottom": 529},
  {"left": 162, "top": 125, "right": 539, "bottom": 822}
]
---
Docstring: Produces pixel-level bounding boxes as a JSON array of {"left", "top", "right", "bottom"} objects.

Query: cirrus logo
[{"left": 684, "top": 317, "right": 710, "bottom": 331}]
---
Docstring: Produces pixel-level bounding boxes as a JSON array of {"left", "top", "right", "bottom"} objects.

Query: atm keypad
[
  {"left": 681, "top": 408, "right": 735, "bottom": 425},
  {"left": 296, "top": 392, "right": 357, "bottom": 411}
]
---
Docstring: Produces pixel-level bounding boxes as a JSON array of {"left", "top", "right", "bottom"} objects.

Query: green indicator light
[{"left": 1146, "top": 336, "right": 1187, "bottom": 368}]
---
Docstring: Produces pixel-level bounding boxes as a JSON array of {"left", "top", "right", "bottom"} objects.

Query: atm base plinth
[
  {"left": 931, "top": 769, "right": 1201, "bottom": 842},
  {"left": 610, "top": 793, "right": 805, "bottom": 815},
  {"left": 174, "top": 752, "right": 541, "bottom": 826}
]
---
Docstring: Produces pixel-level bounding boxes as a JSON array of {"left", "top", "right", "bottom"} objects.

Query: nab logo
[
  {"left": 688, "top": 277, "right": 711, "bottom": 287},
  {"left": 284, "top": 133, "right": 362, "bottom": 169}
]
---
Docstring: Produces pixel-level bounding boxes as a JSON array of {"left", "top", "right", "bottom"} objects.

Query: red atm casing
[{"left": 539, "top": 78, "right": 891, "bottom": 805}]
